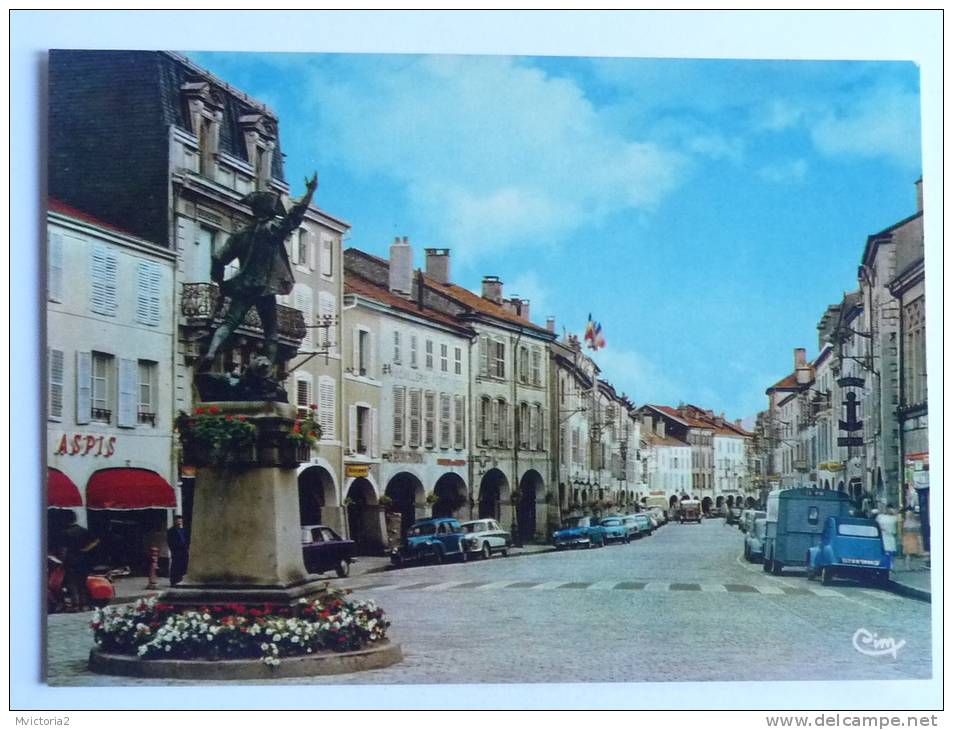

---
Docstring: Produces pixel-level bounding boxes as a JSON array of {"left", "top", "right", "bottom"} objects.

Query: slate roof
[
  {"left": 344, "top": 273, "right": 474, "bottom": 336},
  {"left": 48, "top": 198, "right": 141, "bottom": 239}
]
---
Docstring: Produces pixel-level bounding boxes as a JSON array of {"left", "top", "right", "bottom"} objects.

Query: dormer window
[
  {"left": 181, "top": 81, "right": 224, "bottom": 178},
  {"left": 239, "top": 114, "right": 277, "bottom": 190}
]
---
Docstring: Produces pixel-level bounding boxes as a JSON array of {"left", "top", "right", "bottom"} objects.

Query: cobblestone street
[{"left": 47, "top": 518, "right": 932, "bottom": 686}]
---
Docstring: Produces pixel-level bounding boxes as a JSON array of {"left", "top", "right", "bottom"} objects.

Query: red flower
[
  {"left": 195, "top": 407, "right": 206, "bottom": 415},
  {"left": 208, "top": 406, "right": 220, "bottom": 415},
  {"left": 309, "top": 404, "right": 318, "bottom": 410},
  {"left": 237, "top": 415, "right": 247, "bottom": 422},
  {"left": 225, "top": 415, "right": 233, "bottom": 421},
  {"left": 308, "top": 431, "right": 317, "bottom": 438},
  {"left": 292, "top": 423, "right": 301, "bottom": 434}
]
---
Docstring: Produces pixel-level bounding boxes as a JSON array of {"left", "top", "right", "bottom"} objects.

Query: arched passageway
[
  {"left": 385, "top": 472, "right": 425, "bottom": 535},
  {"left": 518, "top": 470, "right": 544, "bottom": 542},
  {"left": 478, "top": 469, "right": 508, "bottom": 521},
  {"left": 432, "top": 473, "right": 468, "bottom": 520},
  {"left": 346, "top": 478, "right": 379, "bottom": 554},
  {"left": 298, "top": 466, "right": 336, "bottom": 526}
]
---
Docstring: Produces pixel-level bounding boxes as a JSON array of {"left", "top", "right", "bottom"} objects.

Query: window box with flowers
[
  {"left": 286, "top": 404, "right": 322, "bottom": 463},
  {"left": 175, "top": 406, "right": 258, "bottom": 467}
]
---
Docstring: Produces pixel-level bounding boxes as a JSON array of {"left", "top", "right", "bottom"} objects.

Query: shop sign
[
  {"left": 346, "top": 464, "right": 370, "bottom": 478},
  {"left": 382, "top": 450, "right": 424, "bottom": 464},
  {"left": 436, "top": 458, "right": 466, "bottom": 467},
  {"left": 54, "top": 433, "right": 117, "bottom": 457}
]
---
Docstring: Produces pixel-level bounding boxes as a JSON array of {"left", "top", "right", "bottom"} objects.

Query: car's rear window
[
  {"left": 409, "top": 523, "right": 437, "bottom": 536},
  {"left": 837, "top": 523, "right": 879, "bottom": 538},
  {"left": 602, "top": 519, "right": 621, "bottom": 526}
]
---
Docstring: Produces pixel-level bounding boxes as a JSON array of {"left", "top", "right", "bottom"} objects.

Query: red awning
[
  {"left": 48, "top": 468, "right": 83, "bottom": 508},
  {"left": 86, "top": 468, "right": 177, "bottom": 510}
]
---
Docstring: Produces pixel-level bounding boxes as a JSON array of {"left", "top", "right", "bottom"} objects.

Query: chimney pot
[
  {"left": 389, "top": 236, "right": 413, "bottom": 297},
  {"left": 482, "top": 276, "right": 503, "bottom": 305},
  {"left": 546, "top": 316, "right": 556, "bottom": 333}
]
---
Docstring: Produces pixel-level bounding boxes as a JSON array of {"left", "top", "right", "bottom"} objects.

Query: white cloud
[
  {"left": 505, "top": 271, "right": 552, "bottom": 323},
  {"left": 757, "top": 158, "right": 808, "bottom": 183},
  {"left": 589, "top": 345, "right": 684, "bottom": 407},
  {"left": 810, "top": 85, "right": 921, "bottom": 168},
  {"left": 304, "top": 55, "right": 686, "bottom": 263},
  {"left": 755, "top": 98, "right": 805, "bottom": 132}
]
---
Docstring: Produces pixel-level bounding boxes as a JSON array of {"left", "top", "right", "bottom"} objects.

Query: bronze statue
[{"left": 200, "top": 173, "right": 318, "bottom": 372}]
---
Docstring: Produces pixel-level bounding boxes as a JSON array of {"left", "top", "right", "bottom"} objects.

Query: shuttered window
[
  {"left": 295, "top": 284, "right": 314, "bottom": 349},
  {"left": 531, "top": 348, "right": 541, "bottom": 386},
  {"left": 425, "top": 340, "right": 434, "bottom": 369},
  {"left": 559, "top": 425, "right": 567, "bottom": 466},
  {"left": 409, "top": 335, "right": 418, "bottom": 368},
  {"left": 321, "top": 237, "right": 333, "bottom": 277},
  {"left": 393, "top": 386, "right": 406, "bottom": 445},
  {"left": 91, "top": 352, "right": 112, "bottom": 422},
  {"left": 440, "top": 344, "right": 448, "bottom": 373},
  {"left": 317, "top": 375, "right": 335, "bottom": 440},
  {"left": 318, "top": 292, "right": 335, "bottom": 354},
  {"left": 48, "top": 232, "right": 64, "bottom": 302},
  {"left": 479, "top": 397, "right": 491, "bottom": 446},
  {"left": 479, "top": 335, "right": 489, "bottom": 376},
  {"left": 136, "top": 260, "right": 162, "bottom": 326},
  {"left": 295, "top": 374, "right": 313, "bottom": 419},
  {"left": 48, "top": 348, "right": 64, "bottom": 421},
  {"left": 90, "top": 244, "right": 118, "bottom": 316},
  {"left": 138, "top": 360, "right": 157, "bottom": 426},
  {"left": 454, "top": 346, "right": 462, "bottom": 375},
  {"left": 117, "top": 358, "right": 138, "bottom": 428},
  {"left": 439, "top": 393, "right": 451, "bottom": 447},
  {"left": 393, "top": 330, "right": 401, "bottom": 364},
  {"left": 75, "top": 351, "right": 91, "bottom": 424},
  {"left": 453, "top": 395, "right": 465, "bottom": 449},
  {"left": 493, "top": 340, "right": 506, "bottom": 378},
  {"left": 408, "top": 389, "right": 421, "bottom": 447},
  {"left": 424, "top": 391, "right": 436, "bottom": 447}
]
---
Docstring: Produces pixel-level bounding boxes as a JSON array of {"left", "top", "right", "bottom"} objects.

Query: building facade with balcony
[
  {"left": 551, "top": 335, "right": 595, "bottom": 519},
  {"left": 46, "top": 201, "right": 178, "bottom": 571}
]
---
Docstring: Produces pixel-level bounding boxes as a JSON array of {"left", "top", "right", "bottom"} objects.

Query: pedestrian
[
  {"left": 62, "top": 514, "right": 99, "bottom": 612},
  {"left": 166, "top": 514, "right": 190, "bottom": 585},
  {"left": 874, "top": 507, "right": 898, "bottom": 568}
]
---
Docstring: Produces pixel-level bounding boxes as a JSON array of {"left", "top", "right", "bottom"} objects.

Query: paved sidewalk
[
  {"left": 889, "top": 554, "right": 932, "bottom": 602},
  {"left": 107, "top": 543, "right": 556, "bottom": 605}
]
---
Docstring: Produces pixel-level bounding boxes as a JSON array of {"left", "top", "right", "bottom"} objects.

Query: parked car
[
  {"left": 390, "top": 517, "right": 469, "bottom": 567},
  {"left": 633, "top": 514, "right": 654, "bottom": 535},
  {"left": 744, "top": 517, "right": 767, "bottom": 563},
  {"left": 649, "top": 507, "right": 666, "bottom": 526},
  {"left": 679, "top": 499, "right": 702, "bottom": 524},
  {"left": 552, "top": 516, "right": 607, "bottom": 550},
  {"left": 599, "top": 516, "right": 631, "bottom": 544},
  {"left": 301, "top": 524, "right": 356, "bottom": 578},
  {"left": 741, "top": 509, "right": 766, "bottom": 535},
  {"left": 806, "top": 516, "right": 890, "bottom": 586},
  {"left": 726, "top": 507, "right": 743, "bottom": 526},
  {"left": 621, "top": 515, "right": 643, "bottom": 539},
  {"left": 763, "top": 488, "right": 853, "bottom": 575},
  {"left": 460, "top": 518, "right": 512, "bottom": 559}
]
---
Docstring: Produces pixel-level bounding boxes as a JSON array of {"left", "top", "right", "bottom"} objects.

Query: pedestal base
[{"left": 159, "top": 576, "right": 329, "bottom": 609}]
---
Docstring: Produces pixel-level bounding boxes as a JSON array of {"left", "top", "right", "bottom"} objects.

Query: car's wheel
[
  {"left": 586, "top": 540, "right": 594, "bottom": 549},
  {"left": 501, "top": 547, "right": 509, "bottom": 557},
  {"left": 744, "top": 544, "right": 750, "bottom": 561},
  {"left": 460, "top": 547, "right": 469, "bottom": 563},
  {"left": 874, "top": 570, "right": 889, "bottom": 586},
  {"left": 772, "top": 560, "right": 783, "bottom": 576},
  {"left": 763, "top": 558, "right": 772, "bottom": 573},
  {"left": 482, "top": 542, "right": 492, "bottom": 560},
  {"left": 335, "top": 559, "right": 350, "bottom": 578},
  {"left": 821, "top": 566, "right": 833, "bottom": 586},
  {"left": 390, "top": 553, "right": 404, "bottom": 568},
  {"left": 624, "top": 534, "right": 630, "bottom": 544}
]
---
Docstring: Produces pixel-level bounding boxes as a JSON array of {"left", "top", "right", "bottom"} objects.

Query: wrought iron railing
[{"left": 180, "top": 282, "right": 306, "bottom": 343}]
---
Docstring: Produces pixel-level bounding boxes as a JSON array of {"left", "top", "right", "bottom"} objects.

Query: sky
[{"left": 188, "top": 50, "right": 922, "bottom": 423}]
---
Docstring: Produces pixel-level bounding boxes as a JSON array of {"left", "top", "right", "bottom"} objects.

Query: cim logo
[{"left": 852, "top": 628, "right": 905, "bottom": 659}]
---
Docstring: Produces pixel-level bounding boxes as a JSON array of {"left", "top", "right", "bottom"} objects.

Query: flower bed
[
  {"left": 91, "top": 589, "right": 389, "bottom": 666},
  {"left": 175, "top": 407, "right": 258, "bottom": 466}
]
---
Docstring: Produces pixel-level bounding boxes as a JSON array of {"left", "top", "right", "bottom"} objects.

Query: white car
[
  {"left": 460, "top": 519, "right": 512, "bottom": 559},
  {"left": 744, "top": 517, "right": 767, "bottom": 562}
]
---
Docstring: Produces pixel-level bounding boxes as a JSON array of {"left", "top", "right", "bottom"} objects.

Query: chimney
[
  {"left": 389, "top": 236, "right": 413, "bottom": 297},
  {"left": 794, "top": 347, "right": 811, "bottom": 385},
  {"left": 424, "top": 248, "right": 450, "bottom": 285},
  {"left": 482, "top": 276, "right": 503, "bottom": 304},
  {"left": 546, "top": 316, "right": 556, "bottom": 333},
  {"left": 915, "top": 178, "right": 923, "bottom": 212},
  {"left": 520, "top": 299, "right": 531, "bottom": 322}
]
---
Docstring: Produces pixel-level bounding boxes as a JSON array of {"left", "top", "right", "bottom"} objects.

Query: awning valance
[
  {"left": 48, "top": 468, "right": 83, "bottom": 508},
  {"left": 86, "top": 468, "right": 176, "bottom": 510}
]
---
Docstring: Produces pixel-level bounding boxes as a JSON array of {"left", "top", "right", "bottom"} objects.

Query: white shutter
[
  {"left": 48, "top": 348, "right": 64, "bottom": 420},
  {"left": 318, "top": 376, "right": 335, "bottom": 440},
  {"left": 48, "top": 232, "right": 63, "bottom": 302},
  {"left": 479, "top": 335, "right": 488, "bottom": 375},
  {"left": 371, "top": 408, "right": 379, "bottom": 458},
  {"left": 410, "top": 335, "right": 418, "bottom": 368},
  {"left": 307, "top": 230, "right": 316, "bottom": 270},
  {"left": 75, "top": 351, "right": 91, "bottom": 424},
  {"left": 289, "top": 230, "right": 299, "bottom": 264},
  {"left": 136, "top": 260, "right": 161, "bottom": 326},
  {"left": 424, "top": 391, "right": 435, "bottom": 447},
  {"left": 175, "top": 216, "right": 196, "bottom": 252},
  {"left": 90, "top": 244, "right": 118, "bottom": 316},
  {"left": 295, "top": 285, "right": 313, "bottom": 349},
  {"left": 321, "top": 238, "right": 333, "bottom": 277},
  {"left": 454, "top": 395, "right": 465, "bottom": 449},
  {"left": 348, "top": 404, "right": 358, "bottom": 453},
  {"left": 409, "top": 389, "right": 421, "bottom": 447},
  {"left": 318, "top": 293, "right": 335, "bottom": 354},
  {"left": 369, "top": 331, "right": 376, "bottom": 378},
  {"left": 542, "top": 407, "right": 549, "bottom": 453},
  {"left": 393, "top": 385, "right": 405, "bottom": 445},
  {"left": 393, "top": 330, "right": 401, "bottom": 364},
  {"left": 440, "top": 393, "right": 451, "bottom": 447},
  {"left": 117, "top": 358, "right": 137, "bottom": 428}
]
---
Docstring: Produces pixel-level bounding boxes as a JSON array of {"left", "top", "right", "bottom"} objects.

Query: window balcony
[
  {"left": 92, "top": 408, "right": 112, "bottom": 422},
  {"left": 180, "top": 282, "right": 307, "bottom": 356},
  {"left": 138, "top": 411, "right": 157, "bottom": 426}
]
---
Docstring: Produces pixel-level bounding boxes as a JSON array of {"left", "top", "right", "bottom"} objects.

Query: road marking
[
  {"left": 398, "top": 582, "right": 437, "bottom": 590},
  {"left": 364, "top": 583, "right": 402, "bottom": 591},
  {"left": 669, "top": 583, "right": 702, "bottom": 591},
  {"left": 587, "top": 581, "right": 621, "bottom": 591},
  {"left": 699, "top": 583, "right": 728, "bottom": 593},
  {"left": 614, "top": 581, "right": 647, "bottom": 590},
  {"left": 559, "top": 582, "right": 592, "bottom": 589},
  {"left": 754, "top": 585, "right": 785, "bottom": 595},
  {"left": 504, "top": 581, "right": 541, "bottom": 589},
  {"left": 421, "top": 581, "right": 468, "bottom": 591},
  {"left": 724, "top": 583, "right": 758, "bottom": 593},
  {"left": 860, "top": 589, "right": 902, "bottom": 601},
  {"left": 451, "top": 581, "right": 488, "bottom": 589},
  {"left": 806, "top": 587, "right": 843, "bottom": 597},
  {"left": 529, "top": 581, "right": 566, "bottom": 590},
  {"left": 780, "top": 586, "right": 812, "bottom": 596},
  {"left": 643, "top": 582, "right": 670, "bottom": 592},
  {"left": 474, "top": 581, "right": 519, "bottom": 590}
]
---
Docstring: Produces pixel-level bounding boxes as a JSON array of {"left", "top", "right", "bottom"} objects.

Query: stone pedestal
[{"left": 163, "top": 401, "right": 326, "bottom": 607}]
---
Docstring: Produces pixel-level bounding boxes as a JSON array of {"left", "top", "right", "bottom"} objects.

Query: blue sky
[{"left": 189, "top": 51, "right": 922, "bottom": 422}]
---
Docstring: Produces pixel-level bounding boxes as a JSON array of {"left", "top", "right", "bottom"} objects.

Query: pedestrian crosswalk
[{"left": 346, "top": 579, "right": 863, "bottom": 597}]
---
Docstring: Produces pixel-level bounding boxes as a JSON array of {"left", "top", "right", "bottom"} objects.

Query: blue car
[
  {"left": 552, "top": 516, "right": 607, "bottom": 550},
  {"left": 390, "top": 517, "right": 469, "bottom": 567},
  {"left": 806, "top": 516, "right": 890, "bottom": 586},
  {"left": 599, "top": 517, "right": 631, "bottom": 545}
]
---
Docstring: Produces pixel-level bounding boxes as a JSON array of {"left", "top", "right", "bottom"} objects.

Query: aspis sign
[{"left": 54, "top": 433, "right": 117, "bottom": 457}]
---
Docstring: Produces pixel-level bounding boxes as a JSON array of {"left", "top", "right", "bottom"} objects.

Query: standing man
[
  {"left": 200, "top": 174, "right": 318, "bottom": 370},
  {"left": 166, "top": 514, "right": 190, "bottom": 586}
]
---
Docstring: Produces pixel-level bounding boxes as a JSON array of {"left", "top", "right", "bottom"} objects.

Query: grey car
[{"left": 744, "top": 517, "right": 767, "bottom": 562}]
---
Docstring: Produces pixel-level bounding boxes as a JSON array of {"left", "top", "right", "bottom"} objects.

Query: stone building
[
  {"left": 639, "top": 409, "right": 692, "bottom": 501},
  {"left": 48, "top": 50, "right": 347, "bottom": 539},
  {"left": 551, "top": 335, "right": 596, "bottom": 518},
  {"left": 46, "top": 200, "right": 177, "bottom": 570},
  {"left": 343, "top": 240, "right": 475, "bottom": 551}
]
